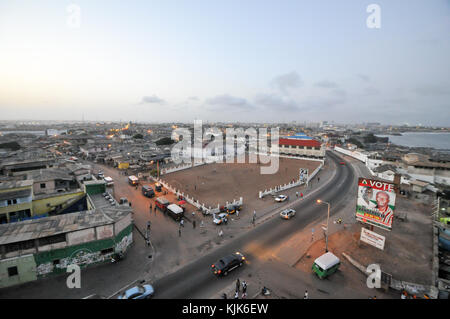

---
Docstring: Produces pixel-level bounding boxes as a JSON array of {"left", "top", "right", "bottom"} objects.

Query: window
[
  {"left": 8, "top": 266, "right": 18, "bottom": 277},
  {"left": 7, "top": 199, "right": 17, "bottom": 205},
  {"left": 53, "top": 259, "right": 60, "bottom": 265},
  {"left": 4, "top": 239, "right": 35, "bottom": 253},
  {"left": 40, "top": 183, "right": 46, "bottom": 189},
  {"left": 38, "top": 234, "right": 66, "bottom": 246}
]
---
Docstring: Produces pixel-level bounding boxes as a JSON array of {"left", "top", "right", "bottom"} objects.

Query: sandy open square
[{"left": 161, "top": 156, "right": 321, "bottom": 209}]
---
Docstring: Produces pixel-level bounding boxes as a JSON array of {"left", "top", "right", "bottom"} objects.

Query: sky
[{"left": 0, "top": 0, "right": 449, "bottom": 125}]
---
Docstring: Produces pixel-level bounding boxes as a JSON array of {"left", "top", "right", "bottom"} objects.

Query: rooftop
[{"left": 0, "top": 208, "right": 131, "bottom": 245}]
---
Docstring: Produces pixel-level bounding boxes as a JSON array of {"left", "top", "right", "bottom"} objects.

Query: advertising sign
[
  {"left": 299, "top": 168, "right": 308, "bottom": 183},
  {"left": 360, "top": 227, "right": 386, "bottom": 250},
  {"left": 356, "top": 178, "right": 396, "bottom": 230}
]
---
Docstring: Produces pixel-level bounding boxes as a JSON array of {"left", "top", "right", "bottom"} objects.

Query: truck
[
  {"left": 155, "top": 197, "right": 170, "bottom": 212},
  {"left": 166, "top": 204, "right": 184, "bottom": 221},
  {"left": 128, "top": 175, "right": 139, "bottom": 186}
]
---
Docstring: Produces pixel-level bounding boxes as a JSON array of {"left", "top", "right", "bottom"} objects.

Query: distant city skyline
[{"left": 0, "top": 1, "right": 449, "bottom": 125}]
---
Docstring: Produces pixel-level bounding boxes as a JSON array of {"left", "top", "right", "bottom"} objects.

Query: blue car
[{"left": 118, "top": 284, "right": 154, "bottom": 299}]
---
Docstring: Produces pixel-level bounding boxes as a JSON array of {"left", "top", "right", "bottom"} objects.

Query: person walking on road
[
  {"left": 236, "top": 278, "right": 241, "bottom": 292},
  {"left": 296, "top": 192, "right": 298, "bottom": 198},
  {"left": 178, "top": 228, "right": 181, "bottom": 237},
  {"left": 234, "top": 291, "right": 239, "bottom": 299},
  {"left": 242, "top": 280, "right": 247, "bottom": 293},
  {"left": 193, "top": 220, "right": 196, "bottom": 229},
  {"left": 149, "top": 203, "right": 152, "bottom": 212},
  {"left": 180, "top": 219, "right": 184, "bottom": 227},
  {"left": 304, "top": 290, "right": 309, "bottom": 299},
  {"left": 300, "top": 192, "right": 304, "bottom": 200}
]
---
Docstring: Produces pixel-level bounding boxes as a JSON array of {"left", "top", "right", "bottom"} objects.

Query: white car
[
  {"left": 104, "top": 176, "right": 114, "bottom": 186},
  {"left": 213, "top": 213, "right": 228, "bottom": 225},
  {"left": 275, "top": 194, "right": 289, "bottom": 202},
  {"left": 280, "top": 208, "right": 296, "bottom": 220}
]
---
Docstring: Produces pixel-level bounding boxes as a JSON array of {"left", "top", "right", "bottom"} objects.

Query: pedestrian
[
  {"left": 218, "top": 229, "right": 223, "bottom": 237},
  {"left": 401, "top": 291, "right": 407, "bottom": 299},
  {"left": 234, "top": 291, "right": 239, "bottom": 299},
  {"left": 318, "top": 177, "right": 320, "bottom": 183},
  {"left": 242, "top": 280, "right": 247, "bottom": 293},
  {"left": 300, "top": 193, "right": 303, "bottom": 200},
  {"left": 200, "top": 220, "right": 204, "bottom": 228},
  {"left": 180, "top": 219, "right": 184, "bottom": 227},
  {"left": 236, "top": 209, "right": 239, "bottom": 218},
  {"left": 149, "top": 203, "right": 152, "bottom": 211},
  {"left": 296, "top": 192, "right": 298, "bottom": 198},
  {"left": 236, "top": 278, "right": 241, "bottom": 292},
  {"left": 178, "top": 228, "right": 181, "bottom": 237},
  {"left": 252, "top": 216, "right": 256, "bottom": 226},
  {"left": 242, "top": 292, "right": 247, "bottom": 299},
  {"left": 222, "top": 293, "right": 227, "bottom": 299},
  {"left": 193, "top": 220, "right": 196, "bottom": 229},
  {"left": 146, "top": 238, "right": 150, "bottom": 247},
  {"left": 304, "top": 290, "right": 308, "bottom": 299}
]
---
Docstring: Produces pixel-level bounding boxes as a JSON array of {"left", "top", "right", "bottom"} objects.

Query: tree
[{"left": 133, "top": 133, "right": 144, "bottom": 139}]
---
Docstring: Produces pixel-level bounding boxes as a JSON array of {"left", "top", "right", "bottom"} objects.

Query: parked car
[
  {"left": 211, "top": 252, "right": 246, "bottom": 276},
  {"left": 275, "top": 194, "right": 288, "bottom": 202},
  {"left": 142, "top": 185, "right": 155, "bottom": 198},
  {"left": 119, "top": 197, "right": 129, "bottom": 205},
  {"left": 213, "top": 213, "right": 228, "bottom": 225},
  {"left": 225, "top": 204, "right": 241, "bottom": 214},
  {"left": 280, "top": 208, "right": 296, "bottom": 219},
  {"left": 117, "top": 284, "right": 154, "bottom": 299},
  {"left": 97, "top": 171, "right": 104, "bottom": 179}
]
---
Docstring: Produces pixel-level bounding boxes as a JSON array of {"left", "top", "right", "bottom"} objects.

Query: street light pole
[{"left": 317, "top": 199, "right": 331, "bottom": 253}]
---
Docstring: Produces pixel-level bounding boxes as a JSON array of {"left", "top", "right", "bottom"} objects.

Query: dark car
[
  {"left": 142, "top": 185, "right": 155, "bottom": 198},
  {"left": 211, "top": 252, "right": 245, "bottom": 276}
]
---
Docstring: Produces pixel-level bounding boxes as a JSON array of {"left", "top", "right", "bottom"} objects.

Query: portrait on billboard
[{"left": 356, "top": 178, "right": 396, "bottom": 230}]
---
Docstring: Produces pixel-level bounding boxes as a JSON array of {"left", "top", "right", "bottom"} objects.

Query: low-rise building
[
  {"left": 273, "top": 134, "right": 325, "bottom": 158},
  {"left": 0, "top": 181, "right": 34, "bottom": 224}
]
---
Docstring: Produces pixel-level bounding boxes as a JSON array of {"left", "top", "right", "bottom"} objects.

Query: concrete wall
[{"left": 0, "top": 254, "right": 37, "bottom": 288}]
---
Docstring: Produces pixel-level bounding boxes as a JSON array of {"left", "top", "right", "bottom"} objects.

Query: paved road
[{"left": 152, "top": 150, "right": 355, "bottom": 298}]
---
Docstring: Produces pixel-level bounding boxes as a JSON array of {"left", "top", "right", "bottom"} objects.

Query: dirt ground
[
  {"left": 161, "top": 156, "right": 321, "bottom": 209},
  {"left": 295, "top": 194, "right": 433, "bottom": 287}
]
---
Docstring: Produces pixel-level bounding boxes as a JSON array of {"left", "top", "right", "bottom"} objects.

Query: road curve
[{"left": 152, "top": 151, "right": 355, "bottom": 298}]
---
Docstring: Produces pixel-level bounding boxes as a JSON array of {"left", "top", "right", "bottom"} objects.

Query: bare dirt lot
[
  {"left": 295, "top": 193, "right": 433, "bottom": 290},
  {"left": 161, "top": 157, "right": 321, "bottom": 209}
]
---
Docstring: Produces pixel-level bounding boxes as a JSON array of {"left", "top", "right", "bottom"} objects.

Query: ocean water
[{"left": 376, "top": 132, "right": 450, "bottom": 150}]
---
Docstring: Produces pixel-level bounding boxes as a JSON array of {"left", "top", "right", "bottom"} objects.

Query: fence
[
  {"left": 258, "top": 162, "right": 323, "bottom": 198},
  {"left": 150, "top": 176, "right": 243, "bottom": 215}
]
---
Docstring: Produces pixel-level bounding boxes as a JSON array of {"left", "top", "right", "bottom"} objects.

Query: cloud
[
  {"left": 413, "top": 85, "right": 450, "bottom": 96},
  {"left": 356, "top": 74, "right": 371, "bottom": 82},
  {"left": 205, "top": 94, "right": 255, "bottom": 111},
  {"left": 254, "top": 93, "right": 299, "bottom": 112},
  {"left": 270, "top": 71, "right": 302, "bottom": 93},
  {"left": 141, "top": 95, "right": 165, "bottom": 104},
  {"left": 363, "top": 87, "right": 380, "bottom": 95},
  {"left": 314, "top": 80, "right": 338, "bottom": 89}
]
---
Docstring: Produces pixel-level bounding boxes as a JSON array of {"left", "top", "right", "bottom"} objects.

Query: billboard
[
  {"left": 299, "top": 168, "right": 308, "bottom": 183},
  {"left": 360, "top": 227, "right": 386, "bottom": 250},
  {"left": 356, "top": 178, "right": 396, "bottom": 230}
]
